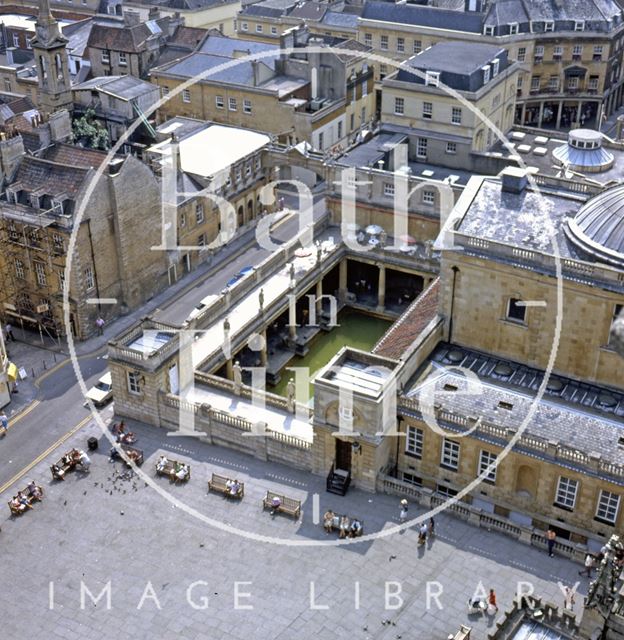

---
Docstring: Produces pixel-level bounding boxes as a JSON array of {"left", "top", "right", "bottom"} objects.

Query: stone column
[
  {"left": 521, "top": 102, "right": 527, "bottom": 125},
  {"left": 537, "top": 101, "right": 545, "bottom": 128},
  {"left": 338, "top": 259, "right": 348, "bottom": 302},
  {"left": 315, "top": 278, "right": 323, "bottom": 315},
  {"left": 260, "top": 329, "right": 268, "bottom": 366},
  {"left": 556, "top": 101, "right": 563, "bottom": 129},
  {"left": 288, "top": 294, "right": 297, "bottom": 339},
  {"left": 226, "top": 358, "right": 234, "bottom": 380},
  {"left": 376, "top": 264, "right": 386, "bottom": 312}
]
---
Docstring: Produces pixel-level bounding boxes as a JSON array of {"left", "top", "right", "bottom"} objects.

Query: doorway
[{"left": 335, "top": 438, "right": 352, "bottom": 472}]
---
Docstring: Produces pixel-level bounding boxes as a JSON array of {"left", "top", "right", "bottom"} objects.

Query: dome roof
[
  {"left": 552, "top": 129, "right": 614, "bottom": 173},
  {"left": 566, "top": 184, "right": 624, "bottom": 267}
]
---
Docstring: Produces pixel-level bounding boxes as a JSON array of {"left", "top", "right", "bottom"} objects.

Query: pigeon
[
  {"left": 389, "top": 555, "right": 397, "bottom": 561},
  {"left": 63, "top": 500, "right": 67, "bottom": 506}
]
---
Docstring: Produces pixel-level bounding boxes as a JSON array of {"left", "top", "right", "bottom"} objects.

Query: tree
[{"left": 71, "top": 107, "right": 110, "bottom": 150}]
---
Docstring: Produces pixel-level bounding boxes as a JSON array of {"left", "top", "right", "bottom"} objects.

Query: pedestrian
[
  {"left": 0, "top": 412, "right": 7, "bottom": 435},
  {"left": 546, "top": 527, "right": 556, "bottom": 557},
  {"left": 399, "top": 499, "right": 408, "bottom": 523},
  {"left": 488, "top": 589, "right": 499, "bottom": 613},
  {"left": 95, "top": 317, "right": 105, "bottom": 336},
  {"left": 418, "top": 522, "right": 427, "bottom": 545},
  {"left": 579, "top": 554, "right": 596, "bottom": 578},
  {"left": 428, "top": 517, "right": 435, "bottom": 537},
  {"left": 563, "top": 586, "right": 575, "bottom": 611},
  {"left": 4, "top": 323, "right": 14, "bottom": 341}
]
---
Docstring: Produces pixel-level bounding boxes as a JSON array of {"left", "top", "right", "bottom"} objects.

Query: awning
[{"left": 7, "top": 362, "right": 17, "bottom": 382}]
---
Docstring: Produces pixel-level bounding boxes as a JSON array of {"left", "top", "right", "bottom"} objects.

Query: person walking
[
  {"left": 428, "top": 517, "right": 435, "bottom": 537},
  {"left": 546, "top": 527, "right": 556, "bottom": 557},
  {"left": 399, "top": 499, "right": 408, "bottom": 523},
  {"left": 563, "top": 586, "right": 575, "bottom": 611},
  {"left": 4, "top": 323, "right": 14, "bottom": 341},
  {"left": 95, "top": 317, "right": 105, "bottom": 336},
  {"left": 0, "top": 412, "right": 7, "bottom": 436},
  {"left": 488, "top": 589, "right": 499, "bottom": 613},
  {"left": 418, "top": 522, "right": 427, "bottom": 545},
  {"left": 579, "top": 554, "right": 596, "bottom": 578}
]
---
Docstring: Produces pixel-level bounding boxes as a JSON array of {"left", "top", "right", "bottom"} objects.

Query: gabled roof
[
  {"left": 40, "top": 143, "right": 109, "bottom": 169},
  {"left": 87, "top": 19, "right": 167, "bottom": 53},
  {"left": 73, "top": 75, "right": 158, "bottom": 100},
  {"left": 11, "top": 156, "right": 91, "bottom": 198},
  {"left": 322, "top": 11, "right": 359, "bottom": 29}
]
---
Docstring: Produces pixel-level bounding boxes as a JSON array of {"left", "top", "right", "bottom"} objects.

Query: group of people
[
  {"left": 9, "top": 481, "right": 42, "bottom": 514},
  {"left": 225, "top": 479, "right": 241, "bottom": 496},
  {"left": 156, "top": 456, "right": 190, "bottom": 483},
  {"left": 323, "top": 510, "right": 362, "bottom": 538},
  {"left": 52, "top": 449, "right": 90, "bottom": 479},
  {"left": 110, "top": 421, "right": 136, "bottom": 445},
  {"left": 399, "top": 499, "right": 435, "bottom": 544}
]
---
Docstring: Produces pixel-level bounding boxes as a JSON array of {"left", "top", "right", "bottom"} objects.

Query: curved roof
[{"left": 566, "top": 184, "right": 624, "bottom": 266}]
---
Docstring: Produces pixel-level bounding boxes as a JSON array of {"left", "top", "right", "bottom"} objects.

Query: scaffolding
[{"left": 0, "top": 195, "right": 70, "bottom": 342}]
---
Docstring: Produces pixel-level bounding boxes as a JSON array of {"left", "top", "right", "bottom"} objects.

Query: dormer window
[
  {"left": 544, "top": 20, "right": 554, "bottom": 32},
  {"left": 425, "top": 71, "right": 440, "bottom": 87},
  {"left": 484, "top": 26, "right": 495, "bottom": 36},
  {"left": 492, "top": 58, "right": 500, "bottom": 76},
  {"left": 482, "top": 65, "right": 491, "bottom": 84},
  {"left": 6, "top": 189, "right": 17, "bottom": 204},
  {"left": 508, "top": 23, "right": 519, "bottom": 35},
  {"left": 574, "top": 21, "right": 585, "bottom": 32},
  {"left": 30, "top": 194, "right": 40, "bottom": 209}
]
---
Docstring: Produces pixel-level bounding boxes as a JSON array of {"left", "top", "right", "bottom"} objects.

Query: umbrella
[
  {"left": 399, "top": 234, "right": 417, "bottom": 245},
  {"left": 366, "top": 224, "right": 384, "bottom": 235},
  {"left": 399, "top": 244, "right": 413, "bottom": 253},
  {"left": 295, "top": 248, "right": 312, "bottom": 258}
]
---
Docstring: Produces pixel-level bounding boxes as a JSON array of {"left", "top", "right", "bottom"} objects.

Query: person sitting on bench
[
  {"left": 61, "top": 452, "right": 75, "bottom": 467},
  {"left": 227, "top": 479, "right": 240, "bottom": 496},
  {"left": 51, "top": 463, "right": 66, "bottom": 479},
  {"left": 76, "top": 450, "right": 91, "bottom": 471},
  {"left": 339, "top": 515, "right": 350, "bottom": 539},
  {"left": 323, "top": 510, "right": 335, "bottom": 533},
  {"left": 26, "top": 481, "right": 42, "bottom": 500},
  {"left": 270, "top": 495, "right": 281, "bottom": 515},
  {"left": 126, "top": 449, "right": 141, "bottom": 465},
  {"left": 349, "top": 519, "right": 362, "bottom": 537},
  {"left": 10, "top": 496, "right": 25, "bottom": 513},
  {"left": 174, "top": 463, "right": 189, "bottom": 482},
  {"left": 16, "top": 491, "right": 33, "bottom": 509},
  {"left": 156, "top": 455, "right": 168, "bottom": 472}
]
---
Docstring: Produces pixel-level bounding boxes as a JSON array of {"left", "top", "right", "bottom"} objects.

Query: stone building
[
  {"left": 0, "top": 134, "right": 169, "bottom": 339},
  {"left": 380, "top": 41, "right": 519, "bottom": 171},
  {"left": 150, "top": 27, "right": 375, "bottom": 150},
  {"left": 358, "top": 0, "right": 624, "bottom": 128}
]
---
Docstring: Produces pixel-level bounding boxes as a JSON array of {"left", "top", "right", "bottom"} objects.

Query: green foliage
[{"left": 71, "top": 107, "right": 110, "bottom": 150}]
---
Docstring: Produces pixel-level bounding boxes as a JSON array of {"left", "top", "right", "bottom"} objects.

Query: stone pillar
[
  {"left": 576, "top": 100, "right": 583, "bottom": 127},
  {"left": 288, "top": 295, "right": 297, "bottom": 339},
  {"left": 260, "top": 329, "right": 268, "bottom": 366},
  {"left": 521, "top": 102, "right": 527, "bottom": 125},
  {"left": 376, "top": 264, "right": 386, "bottom": 312},
  {"left": 538, "top": 101, "right": 545, "bottom": 128},
  {"left": 315, "top": 278, "right": 323, "bottom": 314},
  {"left": 556, "top": 102, "right": 563, "bottom": 129},
  {"left": 338, "top": 259, "right": 347, "bottom": 302},
  {"left": 226, "top": 358, "right": 234, "bottom": 380}
]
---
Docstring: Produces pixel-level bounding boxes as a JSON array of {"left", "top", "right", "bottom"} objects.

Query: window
[
  {"left": 216, "top": 95, "right": 224, "bottom": 109},
  {"left": 271, "top": 26, "right": 277, "bottom": 35},
  {"left": 478, "top": 450, "right": 497, "bottom": 483},
  {"left": 243, "top": 99, "right": 252, "bottom": 114},
  {"left": 517, "top": 47, "right": 526, "bottom": 62},
  {"left": 594, "top": 45, "right": 604, "bottom": 61},
  {"left": 397, "top": 37, "right": 404, "bottom": 53},
  {"left": 394, "top": 97, "right": 404, "bottom": 115},
  {"left": 425, "top": 71, "right": 439, "bottom": 87},
  {"left": 553, "top": 45, "right": 563, "bottom": 59},
  {"left": 506, "top": 297, "right": 526, "bottom": 322},
  {"left": 517, "top": 76, "right": 523, "bottom": 89},
  {"left": 596, "top": 490, "right": 620, "bottom": 525},
  {"left": 350, "top": 113, "right": 355, "bottom": 130},
  {"left": 84, "top": 266, "right": 95, "bottom": 290},
  {"left": 255, "top": 157, "right": 261, "bottom": 171},
  {"left": 337, "top": 121, "right": 342, "bottom": 139},
  {"left": 534, "top": 45, "right": 544, "bottom": 59},
  {"left": 413, "top": 40, "right": 422, "bottom": 54},
  {"left": 162, "top": 86, "right": 169, "bottom": 97},
  {"left": 422, "top": 102, "right": 432, "bottom": 119},
  {"left": 380, "top": 35, "right": 388, "bottom": 51},
  {"left": 364, "top": 33, "right": 372, "bottom": 47},
  {"left": 531, "top": 76, "right": 540, "bottom": 91},
  {"left": 179, "top": 211, "right": 186, "bottom": 228},
  {"left": 548, "top": 75, "right": 559, "bottom": 90},
  {"left": 383, "top": 182, "right": 395, "bottom": 197},
  {"left": 318, "top": 132, "right": 324, "bottom": 150},
  {"left": 555, "top": 476, "right": 578, "bottom": 510},
  {"left": 245, "top": 163, "right": 251, "bottom": 176},
  {"left": 119, "top": 51, "right": 127, "bottom": 66},
  {"left": 508, "top": 23, "right": 518, "bottom": 35},
  {"left": 4, "top": 79, "right": 11, "bottom": 92},
  {"left": 572, "top": 44, "right": 583, "bottom": 59},
  {"left": 197, "top": 233, "right": 206, "bottom": 247},
  {"left": 405, "top": 426, "right": 423, "bottom": 458},
  {"left": 544, "top": 20, "right": 554, "bottom": 32},
  {"left": 195, "top": 203, "right": 204, "bottom": 224},
  {"left": 402, "top": 473, "right": 422, "bottom": 486},
  {"left": 574, "top": 21, "right": 585, "bottom": 32},
  {"left": 484, "top": 26, "right": 495, "bottom": 37},
  {"left": 228, "top": 97, "right": 237, "bottom": 111},
  {"left": 567, "top": 77, "right": 579, "bottom": 90},
  {"left": 446, "top": 141, "right": 457, "bottom": 154},
  {"left": 588, "top": 75, "right": 599, "bottom": 91},
  {"left": 492, "top": 58, "right": 500, "bottom": 76},
  {"left": 482, "top": 65, "right": 491, "bottom": 83},
  {"left": 441, "top": 439, "right": 460, "bottom": 470},
  {"left": 127, "top": 371, "right": 141, "bottom": 395},
  {"left": 416, "top": 137, "right": 427, "bottom": 158},
  {"left": 101, "top": 51, "right": 110, "bottom": 63},
  {"left": 12, "top": 34, "right": 19, "bottom": 48},
  {"left": 182, "top": 89, "right": 191, "bottom": 103},
  {"left": 422, "top": 190, "right": 435, "bottom": 204},
  {"left": 34, "top": 261, "right": 46, "bottom": 286},
  {"left": 256, "top": 24, "right": 263, "bottom": 33},
  {"left": 58, "top": 270, "right": 65, "bottom": 289},
  {"left": 14, "top": 259, "right": 24, "bottom": 279},
  {"left": 52, "top": 233, "right": 64, "bottom": 251},
  {"left": 379, "top": 64, "right": 387, "bottom": 79},
  {"left": 241, "top": 22, "right": 248, "bottom": 31},
  {"left": 451, "top": 107, "right": 462, "bottom": 124}
]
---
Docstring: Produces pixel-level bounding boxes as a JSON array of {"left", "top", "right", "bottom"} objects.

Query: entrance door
[
  {"left": 335, "top": 439, "right": 352, "bottom": 472},
  {"left": 183, "top": 254, "right": 191, "bottom": 273},
  {"left": 168, "top": 264, "right": 177, "bottom": 285}
]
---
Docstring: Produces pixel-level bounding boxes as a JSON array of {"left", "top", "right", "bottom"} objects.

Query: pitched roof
[
  {"left": 12, "top": 156, "right": 91, "bottom": 198},
  {"left": 87, "top": 19, "right": 166, "bottom": 52},
  {"left": 322, "top": 11, "right": 359, "bottom": 29},
  {"left": 373, "top": 278, "right": 440, "bottom": 360},
  {"left": 168, "top": 25, "right": 207, "bottom": 49},
  {"left": 73, "top": 75, "right": 158, "bottom": 100},
  {"left": 41, "top": 143, "right": 109, "bottom": 169}
]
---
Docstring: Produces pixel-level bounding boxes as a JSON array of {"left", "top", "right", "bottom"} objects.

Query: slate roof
[
  {"left": 322, "top": 11, "right": 359, "bottom": 29},
  {"left": 289, "top": 2, "right": 327, "bottom": 21},
  {"left": 483, "top": 0, "right": 622, "bottom": 27},
  {"left": 41, "top": 143, "right": 109, "bottom": 169},
  {"left": 62, "top": 18, "right": 94, "bottom": 59},
  {"left": 73, "top": 75, "right": 158, "bottom": 100},
  {"left": 361, "top": 1, "right": 485, "bottom": 33},
  {"left": 87, "top": 19, "right": 166, "bottom": 52},
  {"left": 373, "top": 278, "right": 440, "bottom": 360},
  {"left": 12, "top": 156, "right": 90, "bottom": 198},
  {"left": 168, "top": 25, "right": 207, "bottom": 49},
  {"left": 241, "top": 0, "right": 298, "bottom": 18},
  {"left": 197, "top": 33, "right": 277, "bottom": 57}
]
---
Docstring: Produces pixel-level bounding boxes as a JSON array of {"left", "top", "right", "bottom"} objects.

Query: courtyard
[{"left": 1, "top": 413, "right": 587, "bottom": 640}]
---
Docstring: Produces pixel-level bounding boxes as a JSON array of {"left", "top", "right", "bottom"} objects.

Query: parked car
[
  {"left": 187, "top": 294, "right": 217, "bottom": 321},
  {"left": 85, "top": 372, "right": 113, "bottom": 407},
  {"left": 221, "top": 266, "right": 255, "bottom": 294}
]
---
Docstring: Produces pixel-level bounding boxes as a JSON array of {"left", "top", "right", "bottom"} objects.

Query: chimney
[
  {"left": 501, "top": 166, "right": 528, "bottom": 194},
  {"left": 124, "top": 10, "right": 141, "bottom": 26},
  {"left": 0, "top": 134, "right": 25, "bottom": 180},
  {"left": 108, "top": 158, "right": 125, "bottom": 176}
]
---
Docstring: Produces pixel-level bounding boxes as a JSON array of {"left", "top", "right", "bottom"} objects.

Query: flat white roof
[
  {"left": 178, "top": 125, "right": 270, "bottom": 178},
  {"left": 0, "top": 14, "right": 73, "bottom": 30}
]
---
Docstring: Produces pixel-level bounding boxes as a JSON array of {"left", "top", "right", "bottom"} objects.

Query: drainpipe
[
  {"left": 86, "top": 218, "right": 102, "bottom": 312},
  {"left": 448, "top": 266, "right": 459, "bottom": 344}
]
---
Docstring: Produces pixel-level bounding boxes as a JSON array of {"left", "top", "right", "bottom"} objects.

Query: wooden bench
[
  {"left": 208, "top": 473, "right": 244, "bottom": 499},
  {"left": 325, "top": 513, "right": 364, "bottom": 537},
  {"left": 155, "top": 458, "right": 191, "bottom": 483},
  {"left": 120, "top": 445, "right": 144, "bottom": 467},
  {"left": 50, "top": 450, "right": 78, "bottom": 480},
  {"left": 8, "top": 484, "right": 43, "bottom": 515},
  {"left": 262, "top": 490, "right": 300, "bottom": 519}
]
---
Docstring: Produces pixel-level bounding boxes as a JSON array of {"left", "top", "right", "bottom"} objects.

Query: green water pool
[{"left": 270, "top": 309, "right": 392, "bottom": 400}]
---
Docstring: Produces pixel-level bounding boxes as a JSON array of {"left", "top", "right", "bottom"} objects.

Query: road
[{"left": 0, "top": 189, "right": 327, "bottom": 492}]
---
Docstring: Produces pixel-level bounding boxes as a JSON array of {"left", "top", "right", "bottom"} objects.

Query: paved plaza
[{"left": 1, "top": 415, "right": 587, "bottom": 640}]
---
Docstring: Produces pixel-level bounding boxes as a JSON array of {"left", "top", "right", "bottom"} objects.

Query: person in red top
[{"left": 488, "top": 589, "right": 499, "bottom": 613}]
